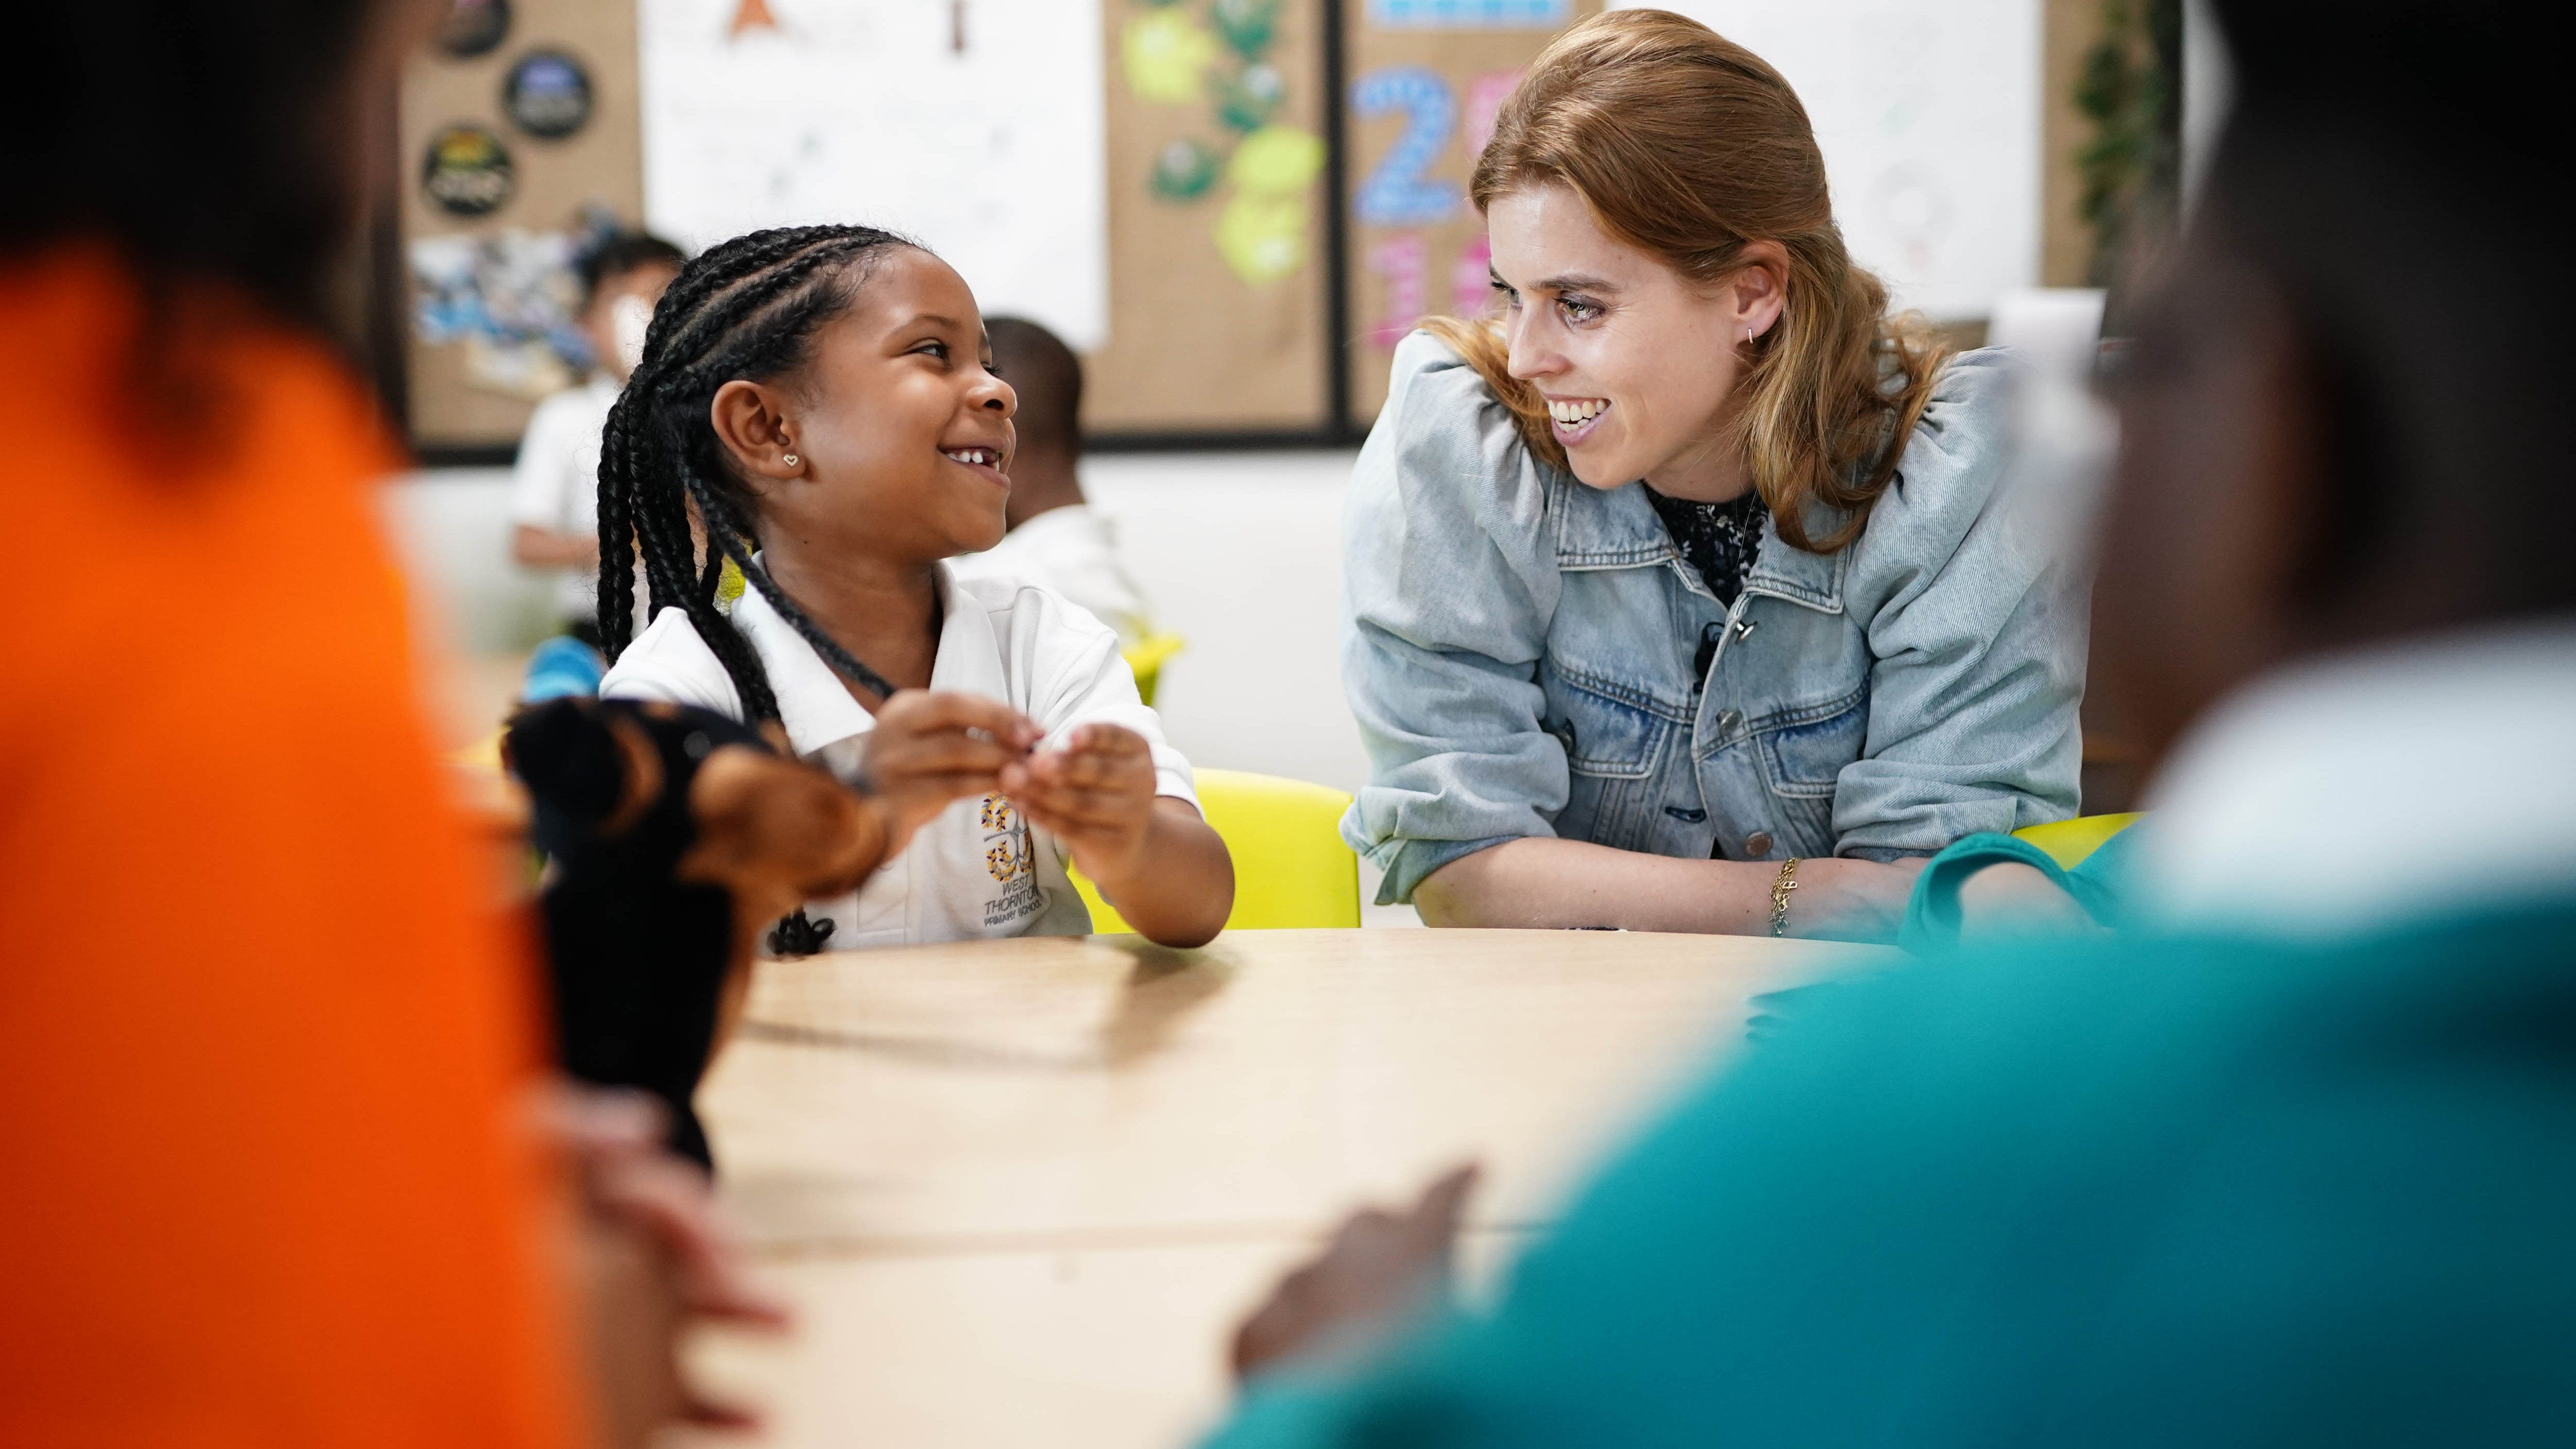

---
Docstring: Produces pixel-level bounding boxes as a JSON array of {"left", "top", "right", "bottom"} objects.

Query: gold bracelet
[{"left": 1769, "top": 857, "right": 1801, "bottom": 937}]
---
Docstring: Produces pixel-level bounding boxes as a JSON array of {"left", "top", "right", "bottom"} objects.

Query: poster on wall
[
  {"left": 1081, "top": 0, "right": 1333, "bottom": 435},
  {"left": 1619, "top": 0, "right": 2039, "bottom": 321},
  {"left": 1344, "top": 0, "right": 1601, "bottom": 424},
  {"left": 639, "top": 0, "right": 1109, "bottom": 351}
]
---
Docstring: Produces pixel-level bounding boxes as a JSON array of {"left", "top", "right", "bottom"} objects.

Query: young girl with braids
[{"left": 595, "top": 225, "right": 1232, "bottom": 950}]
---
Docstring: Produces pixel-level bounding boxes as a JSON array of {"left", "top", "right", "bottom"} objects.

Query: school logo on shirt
[{"left": 979, "top": 793, "right": 1042, "bottom": 929}]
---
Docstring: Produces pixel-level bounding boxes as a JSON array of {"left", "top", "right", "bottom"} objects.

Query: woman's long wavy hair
[{"left": 1422, "top": 8, "right": 1947, "bottom": 553}]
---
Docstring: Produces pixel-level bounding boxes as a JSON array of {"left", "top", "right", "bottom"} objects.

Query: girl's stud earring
[{"left": 783, "top": 452, "right": 800, "bottom": 467}]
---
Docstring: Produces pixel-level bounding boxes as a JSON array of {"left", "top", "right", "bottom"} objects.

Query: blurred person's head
[
  {"left": 2093, "top": 0, "right": 2574, "bottom": 766},
  {"left": 579, "top": 233, "right": 687, "bottom": 386},
  {"left": 595, "top": 226, "right": 1016, "bottom": 719},
  {"left": 3, "top": 0, "right": 427, "bottom": 333},
  {"left": 1430, "top": 8, "right": 1945, "bottom": 550},
  {"left": 985, "top": 316, "right": 1084, "bottom": 528}
]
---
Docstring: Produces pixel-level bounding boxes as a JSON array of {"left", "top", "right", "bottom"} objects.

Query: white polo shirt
[
  {"left": 507, "top": 376, "right": 619, "bottom": 622},
  {"left": 950, "top": 503, "right": 1154, "bottom": 645},
  {"left": 597, "top": 563, "right": 1198, "bottom": 950}
]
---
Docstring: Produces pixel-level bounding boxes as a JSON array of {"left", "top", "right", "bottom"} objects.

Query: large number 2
[{"left": 1351, "top": 66, "right": 1458, "bottom": 228}]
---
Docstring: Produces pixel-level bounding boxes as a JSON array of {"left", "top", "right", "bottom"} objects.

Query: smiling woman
[{"left": 1341, "top": 9, "right": 2088, "bottom": 939}]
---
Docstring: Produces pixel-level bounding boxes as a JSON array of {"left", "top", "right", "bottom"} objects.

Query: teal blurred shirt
[{"left": 1206, "top": 896, "right": 2576, "bottom": 1446}]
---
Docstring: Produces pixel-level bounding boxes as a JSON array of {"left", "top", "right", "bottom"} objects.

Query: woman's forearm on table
[{"left": 1411, "top": 836, "right": 1922, "bottom": 941}]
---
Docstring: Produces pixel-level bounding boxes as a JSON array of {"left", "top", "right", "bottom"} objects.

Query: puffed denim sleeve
[
  {"left": 1832, "top": 350, "right": 2089, "bottom": 858},
  {"left": 1340, "top": 332, "right": 1567, "bottom": 903}
]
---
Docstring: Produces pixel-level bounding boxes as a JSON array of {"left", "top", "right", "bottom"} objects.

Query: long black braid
[{"left": 595, "top": 224, "right": 925, "bottom": 952}]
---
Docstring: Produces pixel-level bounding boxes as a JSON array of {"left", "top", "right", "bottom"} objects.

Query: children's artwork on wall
[
  {"left": 639, "top": 0, "right": 1110, "bottom": 350},
  {"left": 1625, "top": 0, "right": 2040, "bottom": 319},
  {"left": 1119, "top": 0, "right": 1325, "bottom": 291},
  {"left": 1088, "top": 0, "right": 1331, "bottom": 433},
  {"left": 1351, "top": 67, "right": 1460, "bottom": 228},
  {"left": 1346, "top": 3, "right": 1601, "bottom": 425},
  {"left": 410, "top": 210, "right": 618, "bottom": 400}
]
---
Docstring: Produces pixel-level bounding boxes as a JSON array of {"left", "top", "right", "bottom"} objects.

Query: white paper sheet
[
  {"left": 1612, "top": 0, "right": 2040, "bottom": 319},
  {"left": 640, "top": 0, "right": 1109, "bottom": 348}
]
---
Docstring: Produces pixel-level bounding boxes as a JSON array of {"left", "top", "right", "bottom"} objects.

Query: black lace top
[{"left": 1645, "top": 486, "right": 1768, "bottom": 606}]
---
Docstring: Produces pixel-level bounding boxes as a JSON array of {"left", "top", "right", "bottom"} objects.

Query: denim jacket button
[
  {"left": 1744, "top": 830, "right": 1775, "bottom": 856},
  {"left": 1715, "top": 709, "right": 1744, "bottom": 734}
]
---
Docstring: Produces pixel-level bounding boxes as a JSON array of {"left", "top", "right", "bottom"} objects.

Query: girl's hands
[
  {"left": 859, "top": 690, "right": 1043, "bottom": 857},
  {"left": 999, "top": 722, "right": 1160, "bottom": 884}
]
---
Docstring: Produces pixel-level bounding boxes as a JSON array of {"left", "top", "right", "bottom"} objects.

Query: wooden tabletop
[{"left": 686, "top": 928, "right": 1891, "bottom": 1448}]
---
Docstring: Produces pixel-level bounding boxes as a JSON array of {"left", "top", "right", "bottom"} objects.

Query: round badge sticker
[
  {"left": 422, "top": 125, "right": 515, "bottom": 217},
  {"left": 434, "top": 0, "right": 512, "bottom": 58},
  {"left": 503, "top": 50, "right": 593, "bottom": 139}
]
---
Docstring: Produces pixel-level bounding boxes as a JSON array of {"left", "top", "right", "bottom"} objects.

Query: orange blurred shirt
[{"left": 0, "top": 251, "right": 580, "bottom": 1447}]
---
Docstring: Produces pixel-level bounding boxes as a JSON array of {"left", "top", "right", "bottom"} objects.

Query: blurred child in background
[
  {"left": 510, "top": 232, "right": 686, "bottom": 700},
  {"left": 950, "top": 315, "right": 1156, "bottom": 645},
  {"left": 593, "top": 228, "right": 1232, "bottom": 950}
]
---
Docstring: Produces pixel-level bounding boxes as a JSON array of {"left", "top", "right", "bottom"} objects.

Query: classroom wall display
[
  {"left": 637, "top": 0, "right": 1109, "bottom": 353},
  {"left": 1622, "top": 0, "right": 2041, "bottom": 322},
  {"left": 421, "top": 125, "right": 518, "bottom": 217},
  {"left": 1085, "top": 0, "right": 1333, "bottom": 433},
  {"left": 1344, "top": 0, "right": 1600, "bottom": 425},
  {"left": 401, "top": 0, "right": 645, "bottom": 450},
  {"left": 437, "top": 0, "right": 515, "bottom": 57},
  {"left": 503, "top": 49, "right": 596, "bottom": 138}
]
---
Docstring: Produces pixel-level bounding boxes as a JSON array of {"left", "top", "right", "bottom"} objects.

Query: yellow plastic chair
[
  {"left": 2012, "top": 812, "right": 2143, "bottom": 869},
  {"left": 1122, "top": 633, "right": 1187, "bottom": 708},
  {"left": 1073, "top": 767, "right": 1360, "bottom": 932}
]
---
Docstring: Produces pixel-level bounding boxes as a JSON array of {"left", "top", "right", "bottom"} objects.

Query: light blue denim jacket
[{"left": 1342, "top": 332, "right": 2087, "bottom": 904}]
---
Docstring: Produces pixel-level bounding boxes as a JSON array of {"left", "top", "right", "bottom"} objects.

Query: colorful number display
[{"left": 1351, "top": 66, "right": 1459, "bottom": 227}]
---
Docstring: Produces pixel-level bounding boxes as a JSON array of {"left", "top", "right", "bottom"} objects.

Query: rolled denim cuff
[
  {"left": 1838, "top": 843, "right": 1939, "bottom": 865},
  {"left": 1371, "top": 833, "right": 1523, "bottom": 906}
]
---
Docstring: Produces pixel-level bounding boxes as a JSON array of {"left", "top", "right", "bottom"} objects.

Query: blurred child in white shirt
[
  {"left": 949, "top": 316, "right": 1155, "bottom": 646},
  {"left": 508, "top": 233, "right": 685, "bottom": 698}
]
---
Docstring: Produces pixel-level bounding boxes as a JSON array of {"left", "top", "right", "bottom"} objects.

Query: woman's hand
[
  {"left": 1952, "top": 862, "right": 2099, "bottom": 942},
  {"left": 1003, "top": 723, "right": 1234, "bottom": 947},
  {"left": 859, "top": 690, "right": 1043, "bottom": 857},
  {"left": 1414, "top": 836, "right": 1924, "bottom": 941},
  {"left": 1772, "top": 854, "right": 1928, "bottom": 941}
]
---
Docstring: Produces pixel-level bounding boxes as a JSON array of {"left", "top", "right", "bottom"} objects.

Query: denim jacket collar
[{"left": 1549, "top": 474, "right": 1848, "bottom": 615}]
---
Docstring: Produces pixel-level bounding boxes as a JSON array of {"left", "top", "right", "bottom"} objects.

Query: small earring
[
  {"left": 782, "top": 452, "right": 800, "bottom": 468},
  {"left": 1744, "top": 326, "right": 1755, "bottom": 343}
]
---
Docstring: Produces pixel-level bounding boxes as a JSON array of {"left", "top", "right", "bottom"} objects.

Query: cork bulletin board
[
  {"left": 1086, "top": 0, "right": 1335, "bottom": 436},
  {"left": 400, "top": 0, "right": 646, "bottom": 451},
  {"left": 1343, "top": 0, "right": 1602, "bottom": 427}
]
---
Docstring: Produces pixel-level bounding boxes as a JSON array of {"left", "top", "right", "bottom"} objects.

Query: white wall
[{"left": 1619, "top": 0, "right": 2042, "bottom": 320}]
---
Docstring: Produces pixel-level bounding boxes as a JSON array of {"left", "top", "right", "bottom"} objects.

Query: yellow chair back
[
  {"left": 1073, "top": 767, "right": 1359, "bottom": 932},
  {"left": 2012, "top": 812, "right": 2143, "bottom": 869},
  {"left": 1122, "top": 633, "right": 1187, "bottom": 708}
]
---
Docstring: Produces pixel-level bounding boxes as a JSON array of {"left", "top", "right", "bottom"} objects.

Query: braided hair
[
  {"left": 595, "top": 224, "right": 923, "bottom": 953},
  {"left": 595, "top": 224, "right": 920, "bottom": 717}
]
